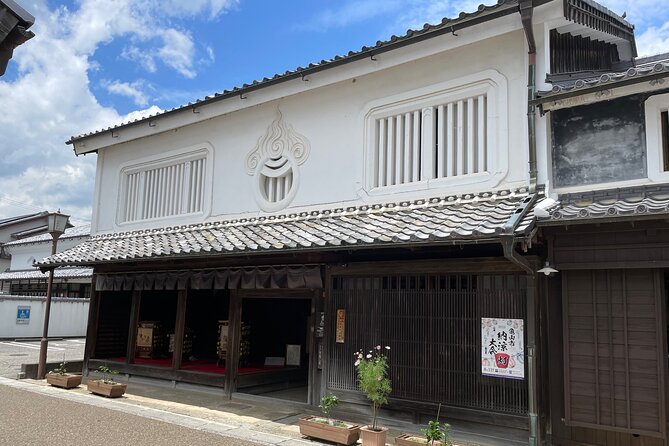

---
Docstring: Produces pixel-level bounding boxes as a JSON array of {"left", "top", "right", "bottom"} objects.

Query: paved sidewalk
[{"left": 0, "top": 376, "right": 527, "bottom": 445}]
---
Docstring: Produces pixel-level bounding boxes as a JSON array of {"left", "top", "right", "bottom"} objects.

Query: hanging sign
[
  {"left": 335, "top": 309, "right": 345, "bottom": 343},
  {"left": 481, "top": 317, "right": 525, "bottom": 379}
]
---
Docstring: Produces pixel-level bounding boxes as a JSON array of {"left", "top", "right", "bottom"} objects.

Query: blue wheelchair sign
[{"left": 16, "top": 306, "right": 31, "bottom": 324}]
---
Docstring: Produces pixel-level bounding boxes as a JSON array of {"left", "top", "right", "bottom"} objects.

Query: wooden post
[
  {"left": 126, "top": 290, "right": 141, "bottom": 363},
  {"left": 307, "top": 288, "right": 322, "bottom": 405},
  {"left": 225, "top": 290, "right": 241, "bottom": 399},
  {"left": 172, "top": 290, "right": 188, "bottom": 370},
  {"left": 320, "top": 267, "right": 333, "bottom": 399},
  {"left": 82, "top": 276, "right": 101, "bottom": 377}
]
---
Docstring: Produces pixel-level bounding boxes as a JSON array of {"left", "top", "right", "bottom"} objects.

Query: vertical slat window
[
  {"left": 121, "top": 155, "right": 207, "bottom": 223},
  {"left": 329, "top": 273, "right": 527, "bottom": 415},
  {"left": 371, "top": 93, "right": 488, "bottom": 188}
]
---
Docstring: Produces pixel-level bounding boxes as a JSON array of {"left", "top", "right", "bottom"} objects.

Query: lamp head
[
  {"left": 537, "top": 261, "right": 558, "bottom": 276},
  {"left": 47, "top": 211, "right": 70, "bottom": 237}
]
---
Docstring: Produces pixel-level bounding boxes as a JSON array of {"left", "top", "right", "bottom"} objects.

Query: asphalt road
[
  {"left": 0, "top": 338, "right": 85, "bottom": 378},
  {"left": 0, "top": 385, "right": 260, "bottom": 446}
]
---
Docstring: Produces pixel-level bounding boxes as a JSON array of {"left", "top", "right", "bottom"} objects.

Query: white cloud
[
  {"left": 637, "top": 23, "right": 669, "bottom": 57},
  {"left": 104, "top": 80, "right": 150, "bottom": 106},
  {"left": 158, "top": 29, "right": 197, "bottom": 79},
  {"left": 121, "top": 46, "right": 157, "bottom": 73},
  {"left": 300, "top": 0, "right": 402, "bottom": 31},
  {"left": 0, "top": 0, "right": 236, "bottom": 220}
]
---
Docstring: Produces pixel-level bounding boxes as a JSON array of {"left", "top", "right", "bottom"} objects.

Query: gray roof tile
[
  {"left": 37, "top": 189, "right": 534, "bottom": 267},
  {"left": 538, "top": 185, "right": 669, "bottom": 224},
  {"left": 537, "top": 57, "right": 669, "bottom": 100}
]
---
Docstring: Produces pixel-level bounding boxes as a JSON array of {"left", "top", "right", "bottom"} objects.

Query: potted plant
[
  {"left": 396, "top": 405, "right": 452, "bottom": 446},
  {"left": 355, "top": 345, "right": 391, "bottom": 446},
  {"left": 298, "top": 394, "right": 361, "bottom": 445},
  {"left": 46, "top": 360, "right": 82, "bottom": 389},
  {"left": 87, "top": 365, "right": 127, "bottom": 398}
]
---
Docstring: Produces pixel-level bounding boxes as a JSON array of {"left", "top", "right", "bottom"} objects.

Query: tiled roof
[
  {"left": 67, "top": 0, "right": 523, "bottom": 145},
  {"left": 538, "top": 185, "right": 669, "bottom": 224},
  {"left": 537, "top": 56, "right": 669, "bottom": 100},
  {"left": 0, "top": 211, "right": 47, "bottom": 228},
  {"left": 3, "top": 224, "right": 91, "bottom": 247},
  {"left": 37, "top": 189, "right": 536, "bottom": 267},
  {"left": 0, "top": 266, "right": 92, "bottom": 281}
]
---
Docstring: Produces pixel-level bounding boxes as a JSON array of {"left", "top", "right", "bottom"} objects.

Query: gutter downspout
[
  {"left": 521, "top": 0, "right": 538, "bottom": 194},
  {"left": 512, "top": 4, "right": 540, "bottom": 446}
]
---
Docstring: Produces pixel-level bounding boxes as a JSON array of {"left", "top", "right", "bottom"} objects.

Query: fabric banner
[{"left": 95, "top": 265, "right": 323, "bottom": 291}]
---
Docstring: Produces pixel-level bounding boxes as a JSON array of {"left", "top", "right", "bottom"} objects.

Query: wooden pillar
[
  {"left": 307, "top": 288, "right": 323, "bottom": 405},
  {"left": 320, "top": 267, "right": 333, "bottom": 400},
  {"left": 126, "top": 290, "right": 141, "bottom": 363},
  {"left": 82, "top": 275, "right": 100, "bottom": 377},
  {"left": 172, "top": 289, "right": 188, "bottom": 370},
  {"left": 224, "top": 289, "right": 241, "bottom": 399}
]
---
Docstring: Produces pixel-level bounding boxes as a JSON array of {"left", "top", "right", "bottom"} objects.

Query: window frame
[
  {"left": 645, "top": 92, "right": 669, "bottom": 182},
  {"left": 116, "top": 144, "right": 213, "bottom": 226},
  {"left": 362, "top": 70, "right": 509, "bottom": 196}
]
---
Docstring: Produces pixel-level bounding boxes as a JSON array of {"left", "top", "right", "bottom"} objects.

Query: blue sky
[{"left": 0, "top": 0, "right": 667, "bottom": 224}]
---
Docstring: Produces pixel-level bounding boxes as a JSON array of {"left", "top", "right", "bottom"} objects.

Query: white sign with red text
[{"left": 481, "top": 317, "right": 524, "bottom": 379}]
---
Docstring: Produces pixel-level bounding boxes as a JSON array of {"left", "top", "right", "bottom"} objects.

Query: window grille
[
  {"left": 121, "top": 154, "right": 206, "bottom": 223},
  {"left": 328, "top": 273, "right": 527, "bottom": 415},
  {"left": 371, "top": 95, "right": 487, "bottom": 188}
]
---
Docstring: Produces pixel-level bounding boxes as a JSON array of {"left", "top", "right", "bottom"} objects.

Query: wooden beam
[{"left": 83, "top": 276, "right": 101, "bottom": 375}]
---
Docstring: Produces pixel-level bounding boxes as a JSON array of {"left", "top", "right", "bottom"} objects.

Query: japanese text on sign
[{"left": 481, "top": 317, "right": 524, "bottom": 379}]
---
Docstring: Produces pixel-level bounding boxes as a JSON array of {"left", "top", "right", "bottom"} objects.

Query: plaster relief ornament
[{"left": 246, "top": 111, "right": 311, "bottom": 212}]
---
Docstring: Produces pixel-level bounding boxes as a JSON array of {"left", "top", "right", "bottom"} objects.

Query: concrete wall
[{"left": 0, "top": 295, "right": 89, "bottom": 339}]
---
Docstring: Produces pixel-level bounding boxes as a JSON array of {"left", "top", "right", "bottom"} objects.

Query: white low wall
[{"left": 0, "top": 295, "right": 89, "bottom": 339}]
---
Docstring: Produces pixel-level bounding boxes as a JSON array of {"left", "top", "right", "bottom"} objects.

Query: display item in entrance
[
  {"left": 136, "top": 321, "right": 165, "bottom": 359},
  {"left": 217, "top": 320, "right": 251, "bottom": 365},
  {"left": 168, "top": 328, "right": 194, "bottom": 360}
]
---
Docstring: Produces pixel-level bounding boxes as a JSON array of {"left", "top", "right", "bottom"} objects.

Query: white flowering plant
[{"left": 354, "top": 345, "right": 391, "bottom": 431}]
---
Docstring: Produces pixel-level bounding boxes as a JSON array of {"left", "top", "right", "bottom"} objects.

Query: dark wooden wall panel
[{"left": 563, "top": 269, "right": 666, "bottom": 439}]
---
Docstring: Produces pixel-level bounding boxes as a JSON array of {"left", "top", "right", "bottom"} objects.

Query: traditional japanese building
[{"left": 37, "top": 1, "right": 669, "bottom": 445}]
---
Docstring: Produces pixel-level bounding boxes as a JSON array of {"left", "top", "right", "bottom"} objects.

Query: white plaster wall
[
  {"left": 93, "top": 29, "right": 531, "bottom": 234},
  {"left": 8, "top": 238, "right": 89, "bottom": 269},
  {"left": 0, "top": 296, "right": 89, "bottom": 338}
]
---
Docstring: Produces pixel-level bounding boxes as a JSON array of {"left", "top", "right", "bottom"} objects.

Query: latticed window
[
  {"left": 120, "top": 152, "right": 207, "bottom": 223},
  {"left": 365, "top": 74, "right": 504, "bottom": 192},
  {"left": 370, "top": 95, "right": 487, "bottom": 187},
  {"left": 329, "top": 273, "right": 528, "bottom": 415}
]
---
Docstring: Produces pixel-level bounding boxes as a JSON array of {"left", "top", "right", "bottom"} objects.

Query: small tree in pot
[
  {"left": 298, "top": 394, "right": 361, "bottom": 445},
  {"left": 355, "top": 345, "right": 391, "bottom": 446},
  {"left": 46, "top": 359, "right": 82, "bottom": 389}
]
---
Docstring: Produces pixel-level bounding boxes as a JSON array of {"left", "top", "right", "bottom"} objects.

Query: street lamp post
[{"left": 37, "top": 211, "right": 70, "bottom": 380}]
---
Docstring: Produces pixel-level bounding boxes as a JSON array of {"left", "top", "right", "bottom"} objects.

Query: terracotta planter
[
  {"left": 395, "top": 434, "right": 445, "bottom": 446},
  {"left": 298, "top": 416, "right": 360, "bottom": 445},
  {"left": 360, "top": 425, "right": 388, "bottom": 446},
  {"left": 46, "top": 373, "right": 82, "bottom": 389},
  {"left": 87, "top": 380, "right": 127, "bottom": 398}
]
